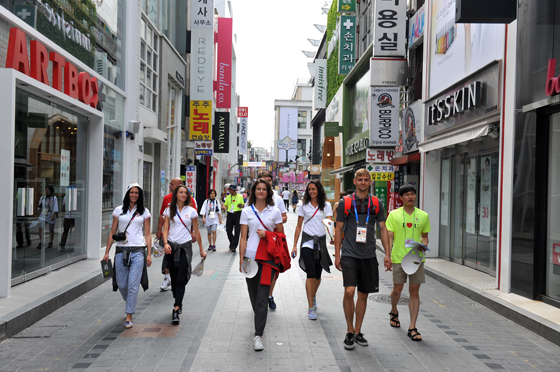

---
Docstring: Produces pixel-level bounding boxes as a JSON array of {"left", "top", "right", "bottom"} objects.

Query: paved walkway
[{"left": 0, "top": 213, "right": 559, "bottom": 371}]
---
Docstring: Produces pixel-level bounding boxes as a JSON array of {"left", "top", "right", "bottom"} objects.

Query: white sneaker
[
  {"left": 160, "top": 278, "right": 171, "bottom": 291},
  {"left": 253, "top": 336, "right": 264, "bottom": 351}
]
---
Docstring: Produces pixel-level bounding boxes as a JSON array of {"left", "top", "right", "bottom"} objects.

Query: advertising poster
[
  {"left": 278, "top": 107, "right": 298, "bottom": 161},
  {"left": 441, "top": 158, "right": 450, "bottom": 226},
  {"left": 479, "top": 156, "right": 492, "bottom": 236},
  {"left": 466, "top": 157, "right": 477, "bottom": 234},
  {"left": 60, "top": 149, "right": 70, "bottom": 187},
  {"left": 429, "top": 0, "right": 505, "bottom": 97},
  {"left": 185, "top": 166, "right": 196, "bottom": 197},
  {"left": 370, "top": 87, "right": 400, "bottom": 146},
  {"left": 401, "top": 101, "right": 422, "bottom": 154}
]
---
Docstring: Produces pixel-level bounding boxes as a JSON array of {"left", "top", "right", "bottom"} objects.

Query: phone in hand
[{"left": 291, "top": 251, "right": 296, "bottom": 259}]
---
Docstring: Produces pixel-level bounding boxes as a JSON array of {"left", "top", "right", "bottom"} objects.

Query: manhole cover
[
  {"left": 13, "top": 326, "right": 65, "bottom": 338},
  {"left": 369, "top": 294, "right": 423, "bottom": 305}
]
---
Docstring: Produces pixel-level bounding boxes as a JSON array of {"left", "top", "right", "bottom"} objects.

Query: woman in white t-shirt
[
  {"left": 291, "top": 180, "right": 333, "bottom": 320},
  {"left": 163, "top": 185, "right": 207, "bottom": 324},
  {"left": 200, "top": 189, "right": 222, "bottom": 252},
  {"left": 239, "top": 179, "right": 283, "bottom": 351},
  {"left": 103, "top": 183, "right": 152, "bottom": 329}
]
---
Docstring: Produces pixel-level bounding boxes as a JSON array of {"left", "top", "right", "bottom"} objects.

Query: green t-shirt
[
  {"left": 386, "top": 207, "right": 431, "bottom": 264},
  {"left": 224, "top": 194, "right": 244, "bottom": 213}
]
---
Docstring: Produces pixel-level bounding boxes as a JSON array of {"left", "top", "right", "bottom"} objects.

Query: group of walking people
[{"left": 102, "top": 167, "right": 430, "bottom": 352}]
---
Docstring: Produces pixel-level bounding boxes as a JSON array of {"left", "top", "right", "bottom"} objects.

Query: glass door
[
  {"left": 451, "top": 156, "right": 464, "bottom": 263},
  {"left": 439, "top": 158, "right": 451, "bottom": 259}
]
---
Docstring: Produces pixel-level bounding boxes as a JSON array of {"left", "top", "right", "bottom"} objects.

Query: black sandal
[
  {"left": 407, "top": 328, "right": 422, "bottom": 341},
  {"left": 389, "top": 312, "right": 400, "bottom": 328}
]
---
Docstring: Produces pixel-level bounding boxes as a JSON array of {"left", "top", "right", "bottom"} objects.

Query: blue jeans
[{"left": 115, "top": 250, "right": 144, "bottom": 314}]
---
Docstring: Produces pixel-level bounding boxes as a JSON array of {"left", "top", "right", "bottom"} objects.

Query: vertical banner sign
[
  {"left": 190, "top": 0, "right": 214, "bottom": 101},
  {"left": 238, "top": 106, "right": 248, "bottom": 118},
  {"left": 479, "top": 156, "right": 492, "bottom": 236},
  {"left": 239, "top": 117, "right": 248, "bottom": 154},
  {"left": 60, "top": 149, "right": 70, "bottom": 187},
  {"left": 216, "top": 18, "right": 233, "bottom": 108},
  {"left": 279, "top": 107, "right": 298, "bottom": 162},
  {"left": 337, "top": 0, "right": 356, "bottom": 13},
  {"left": 213, "top": 111, "right": 230, "bottom": 153},
  {"left": 375, "top": 182, "right": 388, "bottom": 216},
  {"left": 185, "top": 166, "right": 197, "bottom": 195},
  {"left": 338, "top": 15, "right": 356, "bottom": 75},
  {"left": 400, "top": 101, "right": 422, "bottom": 154},
  {"left": 189, "top": 100, "right": 212, "bottom": 140},
  {"left": 314, "top": 59, "right": 327, "bottom": 109},
  {"left": 370, "top": 87, "right": 400, "bottom": 146},
  {"left": 373, "top": 0, "right": 407, "bottom": 57}
]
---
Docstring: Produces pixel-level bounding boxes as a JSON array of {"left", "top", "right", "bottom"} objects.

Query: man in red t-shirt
[{"left": 157, "top": 178, "right": 197, "bottom": 291}]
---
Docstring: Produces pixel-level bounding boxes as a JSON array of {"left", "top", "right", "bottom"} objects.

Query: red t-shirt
[{"left": 159, "top": 193, "right": 197, "bottom": 215}]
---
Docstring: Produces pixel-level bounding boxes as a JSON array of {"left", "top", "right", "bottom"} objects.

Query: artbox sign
[
  {"left": 313, "top": 59, "right": 327, "bottom": 109},
  {"left": 6, "top": 28, "right": 104, "bottom": 111},
  {"left": 216, "top": 18, "right": 232, "bottom": 108},
  {"left": 213, "top": 112, "right": 230, "bottom": 153},
  {"left": 373, "top": 0, "right": 407, "bottom": 57},
  {"left": 370, "top": 87, "right": 400, "bottom": 146},
  {"left": 190, "top": 0, "right": 214, "bottom": 101}
]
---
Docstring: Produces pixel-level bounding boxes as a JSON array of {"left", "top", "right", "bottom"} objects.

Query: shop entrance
[{"left": 440, "top": 152, "right": 499, "bottom": 275}]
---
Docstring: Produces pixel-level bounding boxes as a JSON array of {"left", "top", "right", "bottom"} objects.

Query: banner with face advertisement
[
  {"left": 400, "top": 101, "right": 422, "bottom": 154},
  {"left": 370, "top": 87, "right": 400, "bottom": 147}
]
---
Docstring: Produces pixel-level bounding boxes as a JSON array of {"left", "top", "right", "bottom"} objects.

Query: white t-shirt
[
  {"left": 163, "top": 206, "right": 198, "bottom": 244},
  {"left": 200, "top": 198, "right": 221, "bottom": 226},
  {"left": 245, "top": 193, "right": 286, "bottom": 214},
  {"left": 282, "top": 190, "right": 291, "bottom": 200},
  {"left": 240, "top": 205, "right": 282, "bottom": 260},
  {"left": 38, "top": 195, "right": 58, "bottom": 223},
  {"left": 112, "top": 205, "right": 151, "bottom": 247},
  {"left": 298, "top": 202, "right": 333, "bottom": 249}
]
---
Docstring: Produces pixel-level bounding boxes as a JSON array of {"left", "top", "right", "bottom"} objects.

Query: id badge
[
  {"left": 209, "top": 211, "right": 216, "bottom": 219},
  {"left": 356, "top": 226, "right": 367, "bottom": 243},
  {"left": 229, "top": 206, "right": 234, "bottom": 213}
]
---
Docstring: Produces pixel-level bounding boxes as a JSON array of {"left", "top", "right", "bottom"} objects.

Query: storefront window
[
  {"left": 349, "top": 70, "right": 371, "bottom": 139},
  {"left": 12, "top": 89, "right": 89, "bottom": 281},
  {"left": 546, "top": 113, "right": 560, "bottom": 301}
]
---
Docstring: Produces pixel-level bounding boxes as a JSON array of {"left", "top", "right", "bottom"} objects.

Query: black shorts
[
  {"left": 341, "top": 256, "right": 379, "bottom": 293},
  {"left": 300, "top": 247, "right": 322, "bottom": 280}
]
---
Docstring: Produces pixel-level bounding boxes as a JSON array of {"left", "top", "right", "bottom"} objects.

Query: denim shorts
[{"left": 206, "top": 224, "right": 218, "bottom": 235}]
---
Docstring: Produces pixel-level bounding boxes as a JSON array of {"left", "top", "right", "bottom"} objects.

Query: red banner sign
[
  {"left": 216, "top": 18, "right": 232, "bottom": 108},
  {"left": 238, "top": 107, "right": 248, "bottom": 117}
]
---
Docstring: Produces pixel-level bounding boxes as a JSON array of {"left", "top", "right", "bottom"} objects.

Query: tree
[{"left": 247, "top": 140, "right": 253, "bottom": 149}]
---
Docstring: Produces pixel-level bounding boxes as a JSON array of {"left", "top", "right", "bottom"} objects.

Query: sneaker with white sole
[
  {"left": 160, "top": 278, "right": 171, "bottom": 291},
  {"left": 354, "top": 332, "right": 368, "bottom": 346},
  {"left": 343, "top": 332, "right": 355, "bottom": 350},
  {"left": 308, "top": 308, "right": 317, "bottom": 320},
  {"left": 124, "top": 321, "right": 133, "bottom": 329},
  {"left": 253, "top": 336, "right": 264, "bottom": 351}
]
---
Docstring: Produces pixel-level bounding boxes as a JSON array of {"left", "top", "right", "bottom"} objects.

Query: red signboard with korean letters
[{"left": 366, "top": 148, "right": 395, "bottom": 164}]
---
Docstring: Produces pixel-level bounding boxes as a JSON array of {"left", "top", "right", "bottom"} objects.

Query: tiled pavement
[{"left": 0, "top": 214, "right": 559, "bottom": 371}]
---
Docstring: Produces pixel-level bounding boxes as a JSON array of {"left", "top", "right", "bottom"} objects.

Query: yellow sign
[
  {"left": 370, "top": 172, "right": 395, "bottom": 181},
  {"left": 189, "top": 100, "right": 212, "bottom": 140},
  {"left": 341, "top": 4, "right": 351, "bottom": 10}
]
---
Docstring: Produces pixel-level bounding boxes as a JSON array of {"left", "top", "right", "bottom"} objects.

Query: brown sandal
[
  {"left": 407, "top": 328, "right": 422, "bottom": 341},
  {"left": 389, "top": 312, "right": 400, "bottom": 328}
]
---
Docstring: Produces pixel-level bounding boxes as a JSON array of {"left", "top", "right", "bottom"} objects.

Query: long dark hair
[
  {"left": 302, "top": 180, "right": 327, "bottom": 212},
  {"left": 247, "top": 179, "right": 274, "bottom": 207},
  {"left": 122, "top": 186, "right": 145, "bottom": 216},
  {"left": 170, "top": 185, "right": 191, "bottom": 220}
]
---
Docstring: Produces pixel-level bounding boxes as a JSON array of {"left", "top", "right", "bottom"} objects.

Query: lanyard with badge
[
  {"left": 352, "top": 194, "right": 370, "bottom": 244},
  {"left": 228, "top": 195, "right": 235, "bottom": 213},
  {"left": 250, "top": 205, "right": 271, "bottom": 232}
]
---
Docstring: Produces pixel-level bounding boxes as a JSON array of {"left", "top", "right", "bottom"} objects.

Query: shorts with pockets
[
  {"left": 392, "top": 262, "right": 425, "bottom": 284},
  {"left": 341, "top": 256, "right": 379, "bottom": 293}
]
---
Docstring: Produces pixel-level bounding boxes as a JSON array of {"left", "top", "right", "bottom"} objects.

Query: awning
[
  {"left": 419, "top": 121, "right": 489, "bottom": 153},
  {"left": 391, "top": 152, "right": 421, "bottom": 165},
  {"left": 330, "top": 164, "right": 355, "bottom": 175}
]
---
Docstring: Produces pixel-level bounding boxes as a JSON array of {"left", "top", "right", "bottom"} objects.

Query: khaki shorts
[{"left": 392, "top": 262, "right": 425, "bottom": 284}]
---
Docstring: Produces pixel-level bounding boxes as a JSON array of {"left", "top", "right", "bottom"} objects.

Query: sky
[{"left": 231, "top": 0, "right": 330, "bottom": 151}]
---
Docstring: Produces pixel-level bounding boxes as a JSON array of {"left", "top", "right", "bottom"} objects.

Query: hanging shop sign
[
  {"left": 370, "top": 87, "right": 400, "bottom": 146},
  {"left": 401, "top": 101, "right": 422, "bottom": 154},
  {"left": 239, "top": 117, "right": 248, "bottom": 155},
  {"left": 314, "top": 59, "right": 327, "bottom": 109},
  {"left": 189, "top": 100, "right": 212, "bottom": 140},
  {"left": 185, "top": 166, "right": 197, "bottom": 195},
  {"left": 408, "top": 4, "right": 425, "bottom": 49},
  {"left": 213, "top": 112, "right": 230, "bottom": 153},
  {"left": 366, "top": 164, "right": 397, "bottom": 173},
  {"left": 190, "top": 0, "right": 214, "bottom": 101},
  {"left": 216, "top": 17, "right": 232, "bottom": 108},
  {"left": 324, "top": 121, "right": 340, "bottom": 137},
  {"left": 373, "top": 0, "right": 407, "bottom": 57},
  {"left": 366, "top": 148, "right": 396, "bottom": 164},
  {"left": 238, "top": 106, "right": 248, "bottom": 117},
  {"left": 370, "top": 58, "right": 408, "bottom": 87},
  {"left": 424, "top": 62, "right": 501, "bottom": 137},
  {"left": 6, "top": 28, "right": 104, "bottom": 111},
  {"left": 338, "top": 0, "right": 356, "bottom": 13},
  {"left": 338, "top": 15, "right": 356, "bottom": 75},
  {"left": 194, "top": 141, "right": 213, "bottom": 156}
]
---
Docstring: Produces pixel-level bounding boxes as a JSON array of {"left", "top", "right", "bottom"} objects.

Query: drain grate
[{"left": 13, "top": 326, "right": 65, "bottom": 338}]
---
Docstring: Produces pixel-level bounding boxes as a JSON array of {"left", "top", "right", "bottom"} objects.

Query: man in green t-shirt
[
  {"left": 222, "top": 184, "right": 245, "bottom": 252},
  {"left": 385, "top": 185, "right": 430, "bottom": 342}
]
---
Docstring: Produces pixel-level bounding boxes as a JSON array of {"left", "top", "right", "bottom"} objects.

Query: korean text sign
[
  {"left": 189, "top": 100, "right": 212, "bottom": 140},
  {"left": 370, "top": 87, "right": 400, "bottom": 146},
  {"left": 338, "top": 15, "right": 356, "bottom": 75},
  {"left": 374, "top": 0, "right": 407, "bottom": 57}
]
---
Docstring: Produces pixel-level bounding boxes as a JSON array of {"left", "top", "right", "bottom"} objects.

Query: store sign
[
  {"left": 370, "top": 58, "right": 407, "bottom": 86},
  {"left": 243, "top": 162, "right": 266, "bottom": 167},
  {"left": 338, "top": 15, "right": 356, "bottom": 75},
  {"left": 401, "top": 101, "right": 422, "bottom": 154},
  {"left": 194, "top": 141, "right": 213, "bottom": 156},
  {"left": 5, "top": 28, "right": 103, "bottom": 111},
  {"left": 338, "top": 0, "right": 356, "bottom": 13},
  {"left": 189, "top": 100, "right": 212, "bottom": 140},
  {"left": 190, "top": 0, "right": 214, "bottom": 101},
  {"left": 345, "top": 135, "right": 369, "bottom": 157},
  {"left": 324, "top": 121, "right": 340, "bottom": 137},
  {"left": 408, "top": 4, "right": 425, "bottom": 49},
  {"left": 239, "top": 117, "right": 248, "bottom": 154},
  {"left": 370, "top": 87, "right": 400, "bottom": 146},
  {"left": 373, "top": 0, "right": 407, "bottom": 57},
  {"left": 366, "top": 163, "right": 396, "bottom": 173},
  {"left": 366, "top": 148, "right": 395, "bottom": 164},
  {"left": 216, "top": 18, "right": 232, "bottom": 108},
  {"left": 370, "top": 172, "right": 395, "bottom": 181},
  {"left": 314, "top": 59, "right": 327, "bottom": 109},
  {"left": 37, "top": 1, "right": 91, "bottom": 52},
  {"left": 545, "top": 59, "right": 560, "bottom": 97},
  {"left": 185, "top": 166, "right": 197, "bottom": 195},
  {"left": 238, "top": 106, "right": 248, "bottom": 117},
  {"left": 213, "top": 112, "right": 230, "bottom": 153},
  {"left": 425, "top": 62, "right": 501, "bottom": 137}
]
